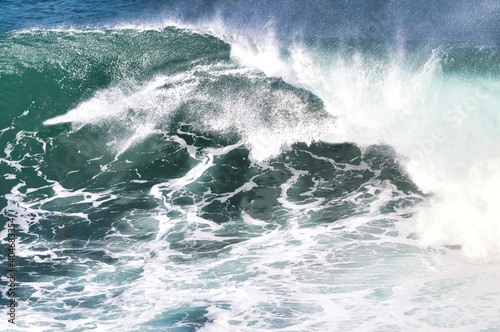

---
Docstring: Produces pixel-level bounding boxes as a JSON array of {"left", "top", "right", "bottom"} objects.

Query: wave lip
[{"left": 34, "top": 27, "right": 335, "bottom": 162}]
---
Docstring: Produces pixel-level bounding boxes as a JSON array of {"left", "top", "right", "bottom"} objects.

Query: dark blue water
[{"left": 3, "top": 0, "right": 500, "bottom": 42}]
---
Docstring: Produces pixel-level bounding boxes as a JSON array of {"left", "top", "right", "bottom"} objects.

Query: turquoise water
[{"left": 2, "top": 1, "right": 500, "bottom": 331}]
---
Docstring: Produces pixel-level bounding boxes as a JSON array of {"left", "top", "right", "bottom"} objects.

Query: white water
[{"left": 218, "top": 24, "right": 500, "bottom": 262}]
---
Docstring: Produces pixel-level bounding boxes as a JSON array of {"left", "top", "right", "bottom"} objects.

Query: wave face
[{"left": 1, "top": 1, "right": 500, "bottom": 331}]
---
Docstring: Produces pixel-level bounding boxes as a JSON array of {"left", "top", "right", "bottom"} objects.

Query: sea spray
[{"left": 220, "top": 27, "right": 500, "bottom": 260}]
